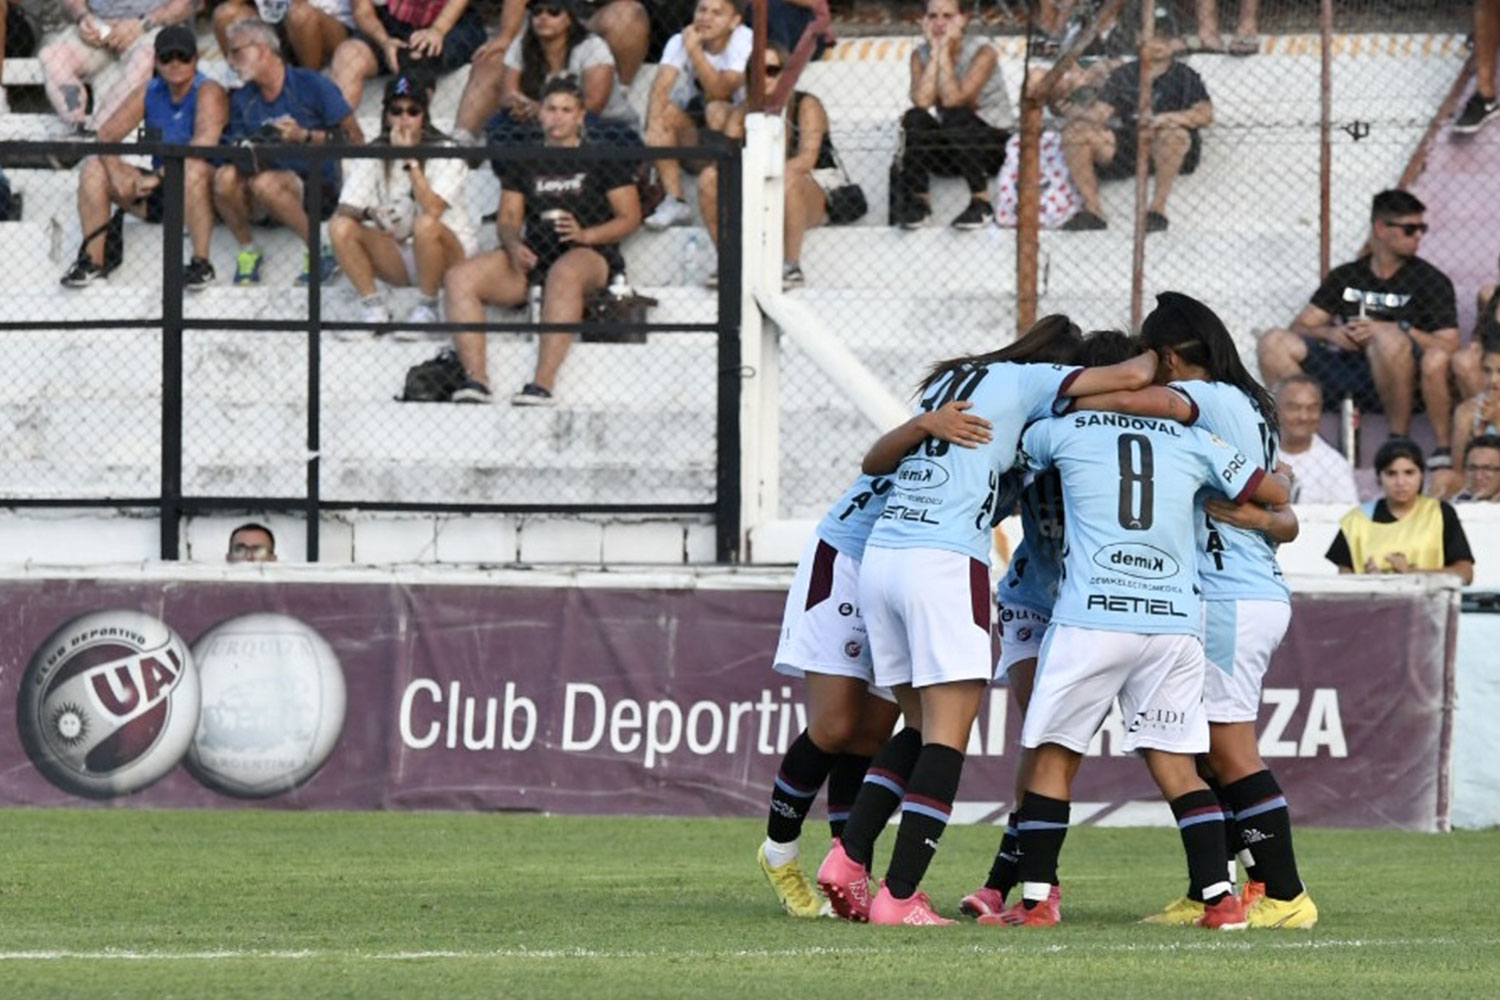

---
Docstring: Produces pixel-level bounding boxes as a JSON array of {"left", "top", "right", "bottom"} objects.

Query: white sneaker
[
  {"left": 644, "top": 197, "right": 692, "bottom": 230},
  {"left": 395, "top": 301, "right": 439, "bottom": 341},
  {"left": 360, "top": 299, "right": 392, "bottom": 332}
]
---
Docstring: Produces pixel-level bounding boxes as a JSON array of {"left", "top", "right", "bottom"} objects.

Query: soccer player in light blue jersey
[
  {"left": 817, "top": 316, "right": 1159, "bottom": 926},
  {"left": 997, "top": 343, "right": 1291, "bottom": 930},
  {"left": 757, "top": 401, "right": 992, "bottom": 919}
]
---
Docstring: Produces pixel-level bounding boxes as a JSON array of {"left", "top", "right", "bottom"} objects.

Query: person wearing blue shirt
[
  {"left": 754, "top": 401, "right": 992, "bottom": 920},
  {"left": 816, "top": 315, "right": 1157, "bottom": 927},
  {"left": 214, "top": 18, "right": 364, "bottom": 285},
  {"left": 60, "top": 25, "right": 226, "bottom": 290},
  {"left": 1000, "top": 330, "right": 1291, "bottom": 931}
]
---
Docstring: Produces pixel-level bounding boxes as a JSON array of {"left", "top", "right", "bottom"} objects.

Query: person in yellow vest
[{"left": 1325, "top": 437, "right": 1474, "bottom": 583}]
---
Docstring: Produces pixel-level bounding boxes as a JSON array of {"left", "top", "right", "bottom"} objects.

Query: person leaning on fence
[
  {"left": 212, "top": 0, "right": 355, "bottom": 73},
  {"left": 215, "top": 18, "right": 364, "bottom": 286},
  {"left": 1273, "top": 374, "right": 1358, "bottom": 506},
  {"left": 227, "top": 521, "right": 278, "bottom": 562},
  {"left": 443, "top": 76, "right": 642, "bottom": 406},
  {"left": 39, "top": 0, "right": 194, "bottom": 132},
  {"left": 1325, "top": 437, "right": 1474, "bottom": 584},
  {"left": 328, "top": 0, "right": 487, "bottom": 110},
  {"left": 641, "top": 0, "right": 751, "bottom": 230},
  {"left": 1058, "top": 37, "right": 1211, "bottom": 234},
  {"left": 331, "top": 73, "right": 479, "bottom": 335},
  {"left": 891, "top": 0, "right": 1011, "bottom": 232},
  {"left": 451, "top": 0, "right": 640, "bottom": 153},
  {"left": 697, "top": 44, "right": 862, "bottom": 289},
  {"left": 1257, "top": 190, "right": 1459, "bottom": 472},
  {"left": 59, "top": 24, "right": 226, "bottom": 291}
]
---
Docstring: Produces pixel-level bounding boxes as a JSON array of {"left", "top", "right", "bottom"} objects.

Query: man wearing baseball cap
[{"left": 61, "top": 23, "right": 229, "bottom": 291}]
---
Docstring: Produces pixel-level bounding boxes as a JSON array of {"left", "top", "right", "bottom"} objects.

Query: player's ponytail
[
  {"left": 916, "top": 314, "right": 1083, "bottom": 394},
  {"left": 1140, "top": 292, "right": 1280, "bottom": 437}
]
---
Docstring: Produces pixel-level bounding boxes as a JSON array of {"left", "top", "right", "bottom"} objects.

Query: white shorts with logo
[
  {"left": 995, "top": 602, "right": 1051, "bottom": 679},
  {"left": 774, "top": 537, "right": 890, "bottom": 698},
  {"left": 1202, "top": 598, "right": 1291, "bottom": 723},
  {"left": 859, "top": 545, "right": 994, "bottom": 690},
  {"left": 1022, "top": 623, "right": 1209, "bottom": 754}
]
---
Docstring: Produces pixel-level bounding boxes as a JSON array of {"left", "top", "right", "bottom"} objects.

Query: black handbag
[{"left": 397, "top": 348, "right": 468, "bottom": 402}]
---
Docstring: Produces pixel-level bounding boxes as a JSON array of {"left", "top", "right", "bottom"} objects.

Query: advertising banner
[{"left": 0, "top": 571, "right": 1456, "bottom": 830}]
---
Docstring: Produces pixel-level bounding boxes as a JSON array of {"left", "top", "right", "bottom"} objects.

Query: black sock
[
  {"left": 983, "top": 812, "right": 1022, "bottom": 895},
  {"left": 884, "top": 744, "right": 965, "bottom": 899},
  {"left": 826, "top": 753, "right": 872, "bottom": 841},
  {"left": 765, "top": 730, "right": 837, "bottom": 844},
  {"left": 1015, "top": 792, "right": 1070, "bottom": 903},
  {"left": 1222, "top": 770, "right": 1302, "bottom": 901},
  {"left": 840, "top": 726, "right": 923, "bottom": 869},
  {"left": 1170, "top": 789, "right": 1233, "bottom": 905},
  {"left": 1200, "top": 775, "right": 1239, "bottom": 900}
]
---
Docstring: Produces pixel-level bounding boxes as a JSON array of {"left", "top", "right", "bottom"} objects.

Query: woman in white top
[
  {"left": 330, "top": 74, "right": 479, "bottom": 332},
  {"left": 642, "top": 0, "right": 752, "bottom": 229},
  {"left": 894, "top": 0, "right": 1012, "bottom": 231}
]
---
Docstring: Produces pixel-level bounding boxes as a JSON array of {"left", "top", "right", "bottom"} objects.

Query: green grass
[{"left": 0, "top": 810, "right": 1495, "bottom": 999}]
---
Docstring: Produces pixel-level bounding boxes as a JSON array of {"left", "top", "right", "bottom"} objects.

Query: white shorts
[
  {"left": 774, "top": 538, "right": 877, "bottom": 685},
  {"left": 995, "top": 603, "right": 1050, "bottom": 679},
  {"left": 859, "top": 546, "right": 994, "bottom": 690},
  {"left": 1022, "top": 623, "right": 1209, "bottom": 755},
  {"left": 1202, "top": 599, "right": 1291, "bottom": 724}
]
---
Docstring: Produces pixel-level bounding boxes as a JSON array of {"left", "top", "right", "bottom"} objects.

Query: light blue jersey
[
  {"left": 870, "top": 362, "right": 1081, "bottom": 562},
  {"left": 998, "top": 470, "right": 1065, "bottom": 614},
  {"left": 815, "top": 474, "right": 894, "bottom": 562},
  {"left": 1171, "top": 380, "right": 1291, "bottom": 602},
  {"left": 1020, "top": 412, "right": 1263, "bottom": 635}
]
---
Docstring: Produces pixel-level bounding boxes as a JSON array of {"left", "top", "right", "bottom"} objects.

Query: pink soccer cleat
[
  {"left": 959, "top": 886, "right": 1006, "bottom": 919},
  {"left": 816, "top": 838, "right": 873, "bottom": 922},
  {"left": 868, "top": 882, "right": 955, "bottom": 926}
]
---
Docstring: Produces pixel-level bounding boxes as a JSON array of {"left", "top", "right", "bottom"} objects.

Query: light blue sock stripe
[
  {"left": 1234, "top": 796, "right": 1288, "bottom": 821},
  {"left": 827, "top": 810, "right": 850, "bottom": 822},
  {"left": 902, "top": 800, "right": 951, "bottom": 823},
  {"left": 1017, "top": 820, "right": 1069, "bottom": 832},
  {"left": 773, "top": 776, "right": 817, "bottom": 799},
  {"left": 862, "top": 773, "right": 904, "bottom": 797},
  {"left": 1178, "top": 811, "right": 1225, "bottom": 829}
]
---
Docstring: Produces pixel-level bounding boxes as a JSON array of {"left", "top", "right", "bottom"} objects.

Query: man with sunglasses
[
  {"left": 60, "top": 24, "right": 226, "bottom": 289},
  {"left": 226, "top": 522, "right": 278, "bottom": 563},
  {"left": 1258, "top": 189, "right": 1459, "bottom": 470}
]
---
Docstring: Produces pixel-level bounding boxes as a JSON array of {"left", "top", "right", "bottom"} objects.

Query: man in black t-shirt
[
  {"left": 1058, "top": 39, "right": 1213, "bottom": 233},
  {"left": 1258, "top": 189, "right": 1460, "bottom": 470}
]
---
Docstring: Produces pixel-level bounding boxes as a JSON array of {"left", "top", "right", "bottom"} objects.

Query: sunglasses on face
[
  {"left": 387, "top": 103, "right": 424, "bottom": 117},
  {"left": 764, "top": 63, "right": 782, "bottom": 76},
  {"left": 531, "top": 4, "right": 565, "bottom": 16},
  {"left": 158, "top": 50, "right": 194, "bottom": 65},
  {"left": 229, "top": 542, "right": 271, "bottom": 559},
  {"left": 1386, "top": 221, "right": 1429, "bottom": 236}
]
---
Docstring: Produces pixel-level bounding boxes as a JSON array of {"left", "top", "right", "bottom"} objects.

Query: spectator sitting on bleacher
[
  {"left": 450, "top": 0, "right": 639, "bottom": 152},
  {"left": 1, "top": 0, "right": 41, "bottom": 115},
  {"left": 451, "top": 0, "right": 647, "bottom": 147},
  {"left": 212, "top": 0, "right": 355, "bottom": 73},
  {"left": 443, "top": 76, "right": 641, "bottom": 405},
  {"left": 1184, "top": 0, "right": 1260, "bottom": 55},
  {"left": 1274, "top": 374, "right": 1358, "bottom": 505},
  {"left": 39, "top": 0, "right": 193, "bottom": 132},
  {"left": 227, "top": 521, "right": 278, "bottom": 562},
  {"left": 1258, "top": 190, "right": 1459, "bottom": 473},
  {"left": 697, "top": 44, "right": 857, "bottom": 288},
  {"left": 1440, "top": 336, "right": 1500, "bottom": 499},
  {"left": 1058, "top": 37, "right": 1211, "bottom": 233},
  {"left": 641, "top": 0, "right": 750, "bottom": 230},
  {"left": 1454, "top": 0, "right": 1500, "bottom": 133},
  {"left": 331, "top": 73, "right": 477, "bottom": 333},
  {"left": 59, "top": 24, "right": 225, "bottom": 289},
  {"left": 1325, "top": 436, "right": 1474, "bottom": 584},
  {"left": 1452, "top": 256, "right": 1500, "bottom": 400},
  {"left": 328, "top": 0, "right": 486, "bottom": 110},
  {"left": 1454, "top": 433, "right": 1500, "bottom": 501},
  {"left": 891, "top": 0, "right": 1010, "bottom": 231},
  {"left": 215, "top": 18, "right": 363, "bottom": 285}
]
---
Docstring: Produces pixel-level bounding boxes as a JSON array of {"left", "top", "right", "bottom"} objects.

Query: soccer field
[{"left": 1, "top": 810, "right": 1494, "bottom": 999}]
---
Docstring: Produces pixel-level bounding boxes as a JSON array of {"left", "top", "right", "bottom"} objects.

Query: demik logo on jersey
[
  {"left": 18, "top": 610, "right": 200, "bottom": 799},
  {"left": 185, "top": 613, "right": 347, "bottom": 799},
  {"left": 1092, "top": 542, "right": 1180, "bottom": 580},
  {"left": 896, "top": 459, "right": 950, "bottom": 491}
]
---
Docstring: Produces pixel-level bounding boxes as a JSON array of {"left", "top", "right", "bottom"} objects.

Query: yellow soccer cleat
[
  {"left": 758, "top": 845, "right": 833, "bottom": 918},
  {"left": 1246, "top": 890, "right": 1319, "bottom": 929},
  {"left": 1141, "top": 896, "right": 1206, "bottom": 926}
]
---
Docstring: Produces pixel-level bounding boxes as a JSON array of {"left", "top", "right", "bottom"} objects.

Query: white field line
[{"left": 0, "top": 939, "right": 1460, "bottom": 962}]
